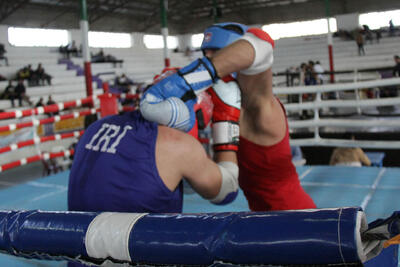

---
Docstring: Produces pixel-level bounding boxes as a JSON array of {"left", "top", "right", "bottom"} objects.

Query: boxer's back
[{"left": 68, "top": 110, "right": 183, "bottom": 213}]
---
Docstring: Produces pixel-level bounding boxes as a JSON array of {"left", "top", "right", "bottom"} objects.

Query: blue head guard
[{"left": 201, "top": 22, "right": 248, "bottom": 51}]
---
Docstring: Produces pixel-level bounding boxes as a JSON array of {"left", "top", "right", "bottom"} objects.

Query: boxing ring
[
  {"left": 0, "top": 78, "right": 399, "bottom": 266},
  {"left": 0, "top": 166, "right": 398, "bottom": 266}
]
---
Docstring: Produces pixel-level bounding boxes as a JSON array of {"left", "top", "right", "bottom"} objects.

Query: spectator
[
  {"left": 46, "top": 95, "right": 56, "bottom": 106},
  {"left": 91, "top": 49, "right": 122, "bottom": 67},
  {"left": 66, "top": 41, "right": 78, "bottom": 58},
  {"left": 389, "top": 19, "right": 395, "bottom": 37},
  {"left": 299, "top": 62, "right": 307, "bottom": 85},
  {"left": 115, "top": 73, "right": 134, "bottom": 93},
  {"left": 305, "top": 61, "right": 317, "bottom": 86},
  {"left": 35, "top": 97, "right": 44, "bottom": 107},
  {"left": 26, "top": 64, "right": 40, "bottom": 86},
  {"left": 36, "top": 63, "right": 52, "bottom": 85},
  {"left": 329, "top": 135, "right": 371, "bottom": 167},
  {"left": 46, "top": 95, "right": 58, "bottom": 116},
  {"left": 355, "top": 31, "right": 365, "bottom": 56},
  {"left": 363, "top": 25, "right": 373, "bottom": 44},
  {"left": 313, "top": 61, "right": 325, "bottom": 85},
  {"left": 375, "top": 29, "right": 382, "bottom": 43},
  {"left": 14, "top": 79, "right": 32, "bottom": 107},
  {"left": 0, "top": 80, "right": 15, "bottom": 106},
  {"left": 91, "top": 49, "right": 106, "bottom": 63},
  {"left": 0, "top": 43, "right": 8, "bottom": 66},
  {"left": 16, "top": 66, "right": 30, "bottom": 81},
  {"left": 393, "top": 55, "right": 400, "bottom": 77}
]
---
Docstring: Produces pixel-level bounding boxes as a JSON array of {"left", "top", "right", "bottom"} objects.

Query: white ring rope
[
  {"left": 289, "top": 118, "right": 400, "bottom": 128},
  {"left": 285, "top": 97, "right": 400, "bottom": 111},
  {"left": 0, "top": 95, "right": 97, "bottom": 121},
  {"left": 280, "top": 77, "right": 400, "bottom": 148},
  {"left": 274, "top": 77, "right": 400, "bottom": 95},
  {"left": 290, "top": 138, "right": 400, "bottom": 149}
]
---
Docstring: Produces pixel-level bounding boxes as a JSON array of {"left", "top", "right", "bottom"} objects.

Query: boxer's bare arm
[
  {"left": 211, "top": 40, "right": 255, "bottom": 78},
  {"left": 156, "top": 126, "right": 224, "bottom": 199},
  {"left": 210, "top": 38, "right": 287, "bottom": 145}
]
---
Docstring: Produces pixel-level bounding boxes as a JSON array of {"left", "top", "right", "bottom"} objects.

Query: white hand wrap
[
  {"left": 210, "top": 161, "right": 239, "bottom": 204},
  {"left": 212, "top": 122, "right": 240, "bottom": 146},
  {"left": 239, "top": 32, "right": 274, "bottom": 75},
  {"left": 140, "top": 96, "right": 191, "bottom": 132}
]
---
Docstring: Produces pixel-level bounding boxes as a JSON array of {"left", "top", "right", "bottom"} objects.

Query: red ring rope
[
  {"left": 0, "top": 149, "right": 74, "bottom": 172},
  {"left": 0, "top": 130, "right": 84, "bottom": 154}
]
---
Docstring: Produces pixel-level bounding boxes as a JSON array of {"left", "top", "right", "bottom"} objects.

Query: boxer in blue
[{"left": 68, "top": 84, "right": 241, "bottom": 213}]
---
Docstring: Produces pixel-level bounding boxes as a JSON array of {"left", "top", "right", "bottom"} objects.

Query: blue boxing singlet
[{"left": 68, "top": 110, "right": 183, "bottom": 213}]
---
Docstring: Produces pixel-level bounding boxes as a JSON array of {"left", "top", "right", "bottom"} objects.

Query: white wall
[
  {"left": 178, "top": 34, "right": 192, "bottom": 51},
  {"left": 0, "top": 25, "right": 12, "bottom": 49},
  {"left": 336, "top": 13, "right": 360, "bottom": 31},
  {"left": 0, "top": 25, "right": 156, "bottom": 52}
]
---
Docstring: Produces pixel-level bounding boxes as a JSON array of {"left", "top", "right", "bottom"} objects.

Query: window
[
  {"left": 359, "top": 9, "right": 400, "bottom": 30},
  {"left": 191, "top": 33, "right": 204, "bottom": 48},
  {"left": 143, "top": 34, "right": 178, "bottom": 49},
  {"left": 8, "top": 27, "right": 69, "bottom": 47},
  {"left": 262, "top": 18, "right": 337, "bottom": 40},
  {"left": 89, "top": 31, "right": 132, "bottom": 48}
]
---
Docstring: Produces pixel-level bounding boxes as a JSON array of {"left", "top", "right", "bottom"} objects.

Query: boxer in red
[{"left": 200, "top": 23, "right": 316, "bottom": 211}]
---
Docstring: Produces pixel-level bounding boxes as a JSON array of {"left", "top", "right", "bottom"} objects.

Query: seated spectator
[
  {"left": 16, "top": 64, "right": 39, "bottom": 86},
  {"left": 329, "top": 135, "right": 371, "bottom": 167},
  {"left": 393, "top": 55, "right": 400, "bottom": 77},
  {"left": 46, "top": 95, "right": 56, "bottom": 106},
  {"left": 46, "top": 95, "right": 58, "bottom": 116},
  {"left": 0, "top": 80, "right": 15, "bottom": 105},
  {"left": 35, "top": 97, "right": 44, "bottom": 107},
  {"left": 0, "top": 43, "right": 9, "bottom": 66},
  {"left": 91, "top": 49, "right": 106, "bottom": 63},
  {"left": 115, "top": 73, "right": 134, "bottom": 93},
  {"left": 36, "top": 63, "right": 52, "bottom": 85},
  {"left": 66, "top": 41, "right": 78, "bottom": 58},
  {"left": 16, "top": 66, "right": 30, "bottom": 81},
  {"left": 14, "top": 79, "right": 32, "bottom": 107},
  {"left": 91, "top": 49, "right": 122, "bottom": 66}
]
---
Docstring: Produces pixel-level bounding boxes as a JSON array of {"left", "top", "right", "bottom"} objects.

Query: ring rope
[
  {"left": 0, "top": 108, "right": 97, "bottom": 133},
  {"left": 289, "top": 118, "right": 400, "bottom": 128},
  {"left": 0, "top": 130, "right": 84, "bottom": 154},
  {"left": 290, "top": 138, "right": 400, "bottom": 149},
  {"left": 285, "top": 97, "right": 400, "bottom": 111},
  {"left": 0, "top": 148, "right": 74, "bottom": 172},
  {"left": 274, "top": 77, "right": 400, "bottom": 94},
  {"left": 0, "top": 93, "right": 138, "bottom": 121},
  {"left": 114, "top": 93, "right": 139, "bottom": 100},
  {"left": 0, "top": 96, "right": 96, "bottom": 121}
]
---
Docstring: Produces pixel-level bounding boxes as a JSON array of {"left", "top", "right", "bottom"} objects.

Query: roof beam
[{"left": 0, "top": 0, "right": 30, "bottom": 23}]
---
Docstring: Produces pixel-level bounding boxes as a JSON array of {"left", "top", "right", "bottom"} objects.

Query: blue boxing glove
[{"left": 140, "top": 57, "right": 218, "bottom": 132}]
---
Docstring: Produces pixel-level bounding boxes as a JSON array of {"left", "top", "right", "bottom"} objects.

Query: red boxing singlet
[{"left": 238, "top": 120, "right": 316, "bottom": 211}]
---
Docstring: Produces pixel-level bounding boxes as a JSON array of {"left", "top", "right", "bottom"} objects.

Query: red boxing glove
[{"left": 208, "top": 76, "right": 241, "bottom": 152}]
